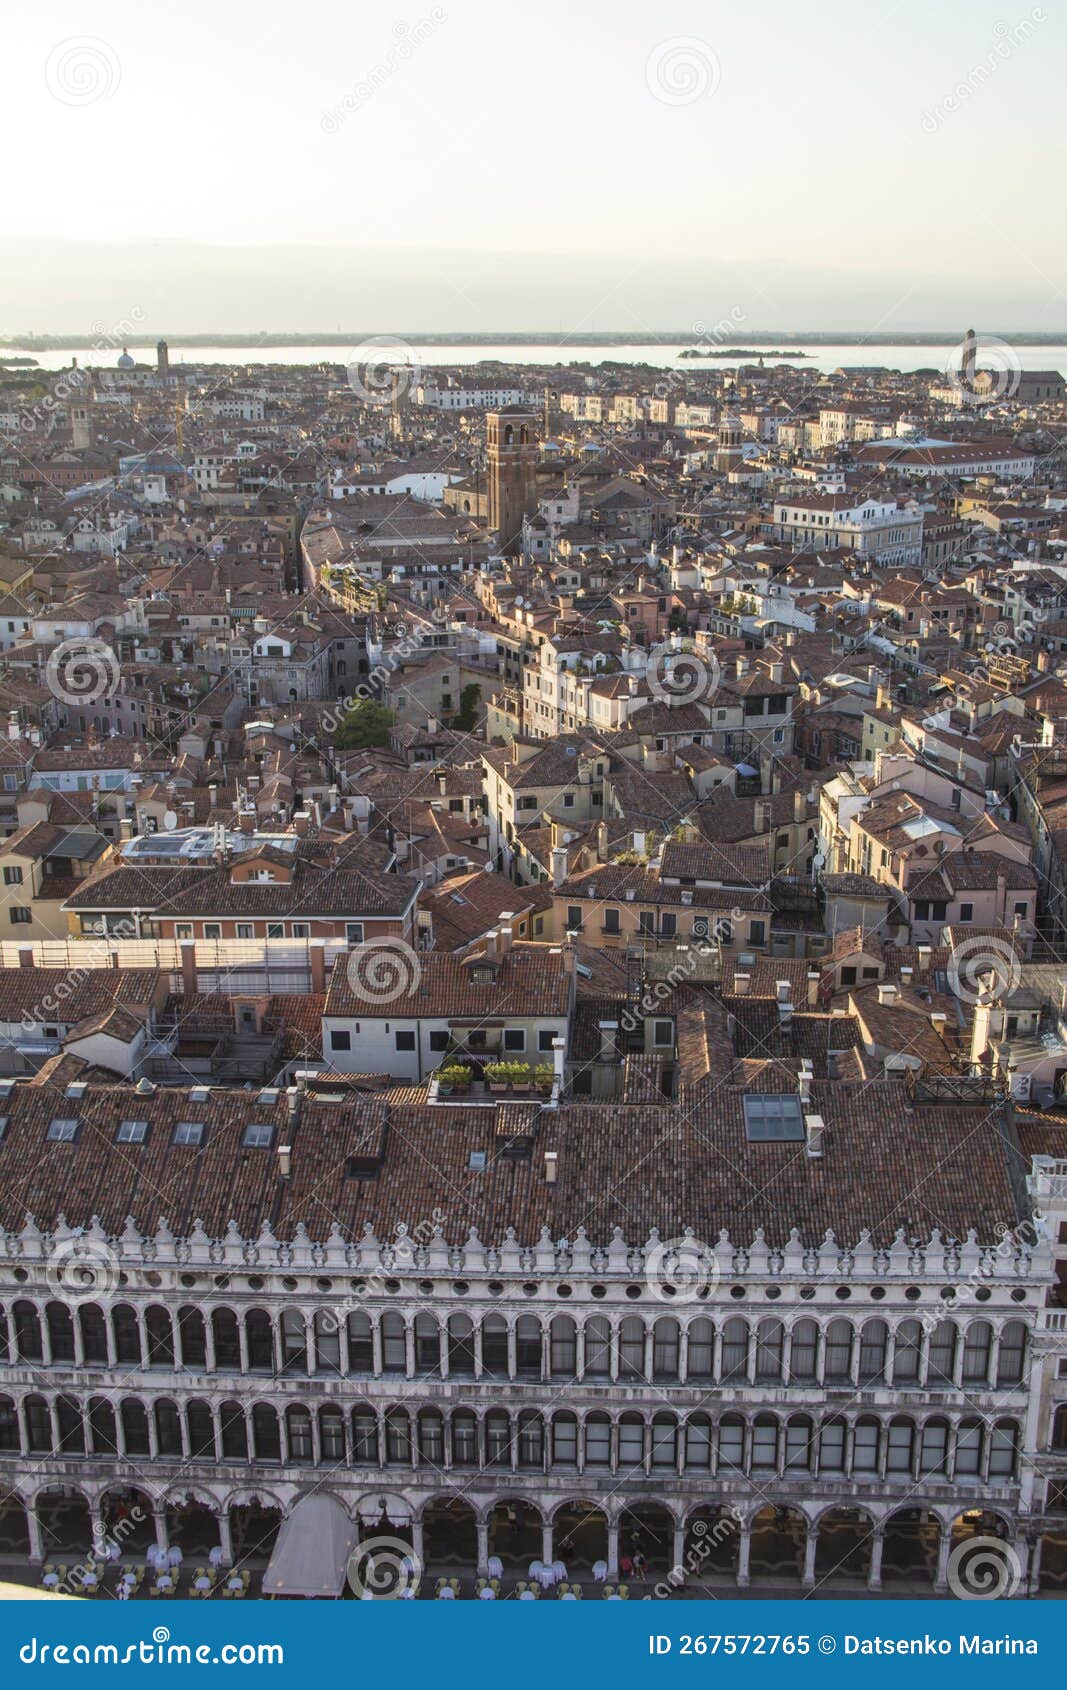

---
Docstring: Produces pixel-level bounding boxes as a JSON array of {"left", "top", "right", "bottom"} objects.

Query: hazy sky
[{"left": 3, "top": 0, "right": 1064, "bottom": 333}]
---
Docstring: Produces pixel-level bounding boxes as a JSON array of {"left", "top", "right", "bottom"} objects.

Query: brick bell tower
[{"left": 486, "top": 405, "right": 540, "bottom": 556}]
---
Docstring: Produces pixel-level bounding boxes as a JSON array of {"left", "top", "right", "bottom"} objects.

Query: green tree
[
  {"left": 333, "top": 699, "right": 395, "bottom": 749},
  {"left": 451, "top": 682, "right": 482, "bottom": 732}
]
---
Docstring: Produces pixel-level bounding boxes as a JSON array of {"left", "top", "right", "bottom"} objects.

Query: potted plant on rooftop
[{"left": 437, "top": 1063, "right": 471, "bottom": 1097}]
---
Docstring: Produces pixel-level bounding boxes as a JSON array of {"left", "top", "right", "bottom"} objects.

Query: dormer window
[
  {"left": 116, "top": 1119, "right": 148, "bottom": 1144},
  {"left": 242, "top": 1122, "right": 274, "bottom": 1149},
  {"left": 471, "top": 965, "right": 496, "bottom": 985},
  {"left": 47, "top": 1118, "right": 79, "bottom": 1142}
]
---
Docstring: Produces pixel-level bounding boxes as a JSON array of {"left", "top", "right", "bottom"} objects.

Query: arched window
[
  {"left": 717, "top": 1415, "right": 745, "bottom": 1471},
  {"left": 212, "top": 1309, "right": 240, "bottom": 1371},
  {"left": 313, "top": 1311, "right": 341, "bottom": 1373},
  {"left": 818, "top": 1417, "right": 846, "bottom": 1473},
  {"left": 417, "top": 1410, "right": 444, "bottom": 1466},
  {"left": 178, "top": 1307, "right": 206, "bottom": 1369},
  {"left": 956, "top": 1418, "right": 983, "bottom": 1474},
  {"left": 281, "top": 1311, "right": 309, "bottom": 1374},
  {"left": 518, "top": 1410, "right": 543, "bottom": 1468},
  {"left": 286, "top": 1406, "right": 313, "bottom": 1462},
  {"left": 550, "top": 1316, "right": 577, "bottom": 1378},
  {"left": 515, "top": 1315, "right": 542, "bottom": 1378},
  {"left": 13, "top": 1302, "right": 42, "bottom": 1362},
  {"left": 56, "top": 1395, "right": 84, "bottom": 1454},
  {"left": 155, "top": 1399, "right": 182, "bottom": 1457},
  {"left": 112, "top": 1304, "right": 141, "bottom": 1366},
  {"left": 853, "top": 1417, "right": 880, "bottom": 1473},
  {"left": 892, "top": 1319, "right": 922, "bottom": 1385},
  {"left": 0, "top": 1395, "right": 19, "bottom": 1451},
  {"left": 886, "top": 1417, "right": 914, "bottom": 1474},
  {"left": 145, "top": 1306, "right": 174, "bottom": 1367},
  {"left": 552, "top": 1412, "right": 578, "bottom": 1466},
  {"left": 482, "top": 1315, "right": 508, "bottom": 1376},
  {"left": 961, "top": 1320, "right": 992, "bottom": 1385},
  {"left": 88, "top": 1397, "right": 117, "bottom": 1455},
  {"left": 618, "top": 1414, "right": 644, "bottom": 1469},
  {"left": 755, "top": 1319, "right": 783, "bottom": 1383},
  {"left": 651, "top": 1414, "right": 677, "bottom": 1469},
  {"left": 784, "top": 1415, "right": 813, "bottom": 1471},
  {"left": 858, "top": 1319, "right": 887, "bottom": 1384},
  {"left": 997, "top": 1321, "right": 1027, "bottom": 1386},
  {"left": 584, "top": 1317, "right": 611, "bottom": 1377},
  {"left": 413, "top": 1313, "right": 439, "bottom": 1376},
  {"left": 25, "top": 1394, "right": 52, "bottom": 1452},
  {"left": 252, "top": 1404, "right": 281, "bottom": 1461},
  {"left": 751, "top": 1414, "right": 779, "bottom": 1470},
  {"left": 187, "top": 1400, "right": 215, "bottom": 1460},
  {"left": 220, "top": 1402, "right": 247, "bottom": 1460},
  {"left": 351, "top": 1407, "right": 378, "bottom": 1464},
  {"left": 485, "top": 1410, "right": 511, "bottom": 1467},
  {"left": 927, "top": 1320, "right": 957, "bottom": 1386},
  {"left": 687, "top": 1318, "right": 714, "bottom": 1379},
  {"left": 79, "top": 1305, "right": 107, "bottom": 1364},
  {"left": 346, "top": 1312, "right": 372, "bottom": 1374},
  {"left": 653, "top": 1318, "right": 680, "bottom": 1381},
  {"left": 585, "top": 1413, "right": 611, "bottom": 1467},
  {"left": 45, "top": 1302, "right": 75, "bottom": 1363},
  {"left": 919, "top": 1417, "right": 948, "bottom": 1474},
  {"left": 319, "top": 1406, "right": 345, "bottom": 1462},
  {"left": 447, "top": 1314, "right": 474, "bottom": 1376},
  {"left": 685, "top": 1414, "right": 712, "bottom": 1469},
  {"left": 720, "top": 1317, "right": 748, "bottom": 1382},
  {"left": 618, "top": 1316, "right": 645, "bottom": 1379},
  {"left": 824, "top": 1319, "right": 853, "bottom": 1382},
  {"left": 451, "top": 1409, "right": 477, "bottom": 1466},
  {"left": 246, "top": 1310, "right": 274, "bottom": 1371},
  {"left": 121, "top": 1398, "right": 150, "bottom": 1457},
  {"left": 989, "top": 1420, "right": 1018, "bottom": 1479},
  {"left": 789, "top": 1319, "right": 818, "bottom": 1381},
  {"left": 385, "top": 1408, "right": 411, "bottom": 1465}
]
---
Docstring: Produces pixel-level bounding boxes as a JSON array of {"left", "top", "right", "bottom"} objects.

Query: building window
[
  {"left": 330, "top": 1030, "right": 352, "bottom": 1052},
  {"left": 346, "top": 922, "right": 365, "bottom": 944},
  {"left": 241, "top": 1122, "right": 274, "bottom": 1149},
  {"left": 742, "top": 1094, "right": 805, "bottom": 1142},
  {"left": 395, "top": 1030, "right": 416, "bottom": 1052},
  {"left": 116, "top": 1120, "right": 148, "bottom": 1144},
  {"left": 8, "top": 908, "right": 30, "bottom": 925},
  {"left": 429, "top": 1030, "right": 448, "bottom": 1052},
  {"left": 203, "top": 924, "right": 222, "bottom": 940},
  {"left": 2, "top": 867, "right": 22, "bottom": 886},
  {"left": 958, "top": 902, "right": 974, "bottom": 922},
  {"left": 47, "top": 1118, "right": 78, "bottom": 1142},
  {"left": 236, "top": 923, "right": 254, "bottom": 939},
  {"left": 503, "top": 1028, "right": 525, "bottom": 1052},
  {"left": 173, "top": 1121, "right": 205, "bottom": 1146}
]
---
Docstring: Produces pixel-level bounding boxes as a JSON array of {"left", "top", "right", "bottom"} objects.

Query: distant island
[{"left": 678, "top": 347, "right": 808, "bottom": 359}]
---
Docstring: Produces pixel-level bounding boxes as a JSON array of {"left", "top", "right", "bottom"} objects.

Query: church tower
[{"left": 487, "top": 406, "right": 540, "bottom": 556}]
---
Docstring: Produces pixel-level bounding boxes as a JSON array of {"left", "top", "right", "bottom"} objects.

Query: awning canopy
[{"left": 262, "top": 1494, "right": 356, "bottom": 1599}]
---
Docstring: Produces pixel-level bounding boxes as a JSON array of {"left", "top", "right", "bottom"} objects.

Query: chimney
[
  {"left": 277, "top": 1144, "right": 292, "bottom": 1178},
  {"left": 736, "top": 656, "right": 749, "bottom": 679},
  {"left": 633, "top": 830, "right": 647, "bottom": 858},
  {"left": 208, "top": 782, "right": 219, "bottom": 811},
  {"left": 793, "top": 790, "right": 806, "bottom": 824},
  {"left": 119, "top": 817, "right": 134, "bottom": 841},
  {"left": 598, "top": 1020, "right": 619, "bottom": 1063},
  {"left": 776, "top": 979, "right": 791, "bottom": 1005},
  {"left": 917, "top": 945, "right": 932, "bottom": 973},
  {"left": 733, "top": 972, "right": 751, "bottom": 997},
  {"left": 551, "top": 845, "right": 569, "bottom": 888},
  {"left": 294, "top": 810, "right": 311, "bottom": 837},
  {"left": 309, "top": 940, "right": 326, "bottom": 995},
  {"left": 485, "top": 928, "right": 499, "bottom": 958},
  {"left": 497, "top": 915, "right": 514, "bottom": 954},
  {"left": 17, "top": 948, "right": 33, "bottom": 969},
  {"left": 180, "top": 939, "right": 197, "bottom": 997},
  {"left": 770, "top": 661, "right": 783, "bottom": 682},
  {"left": 806, "top": 969, "right": 820, "bottom": 1008},
  {"left": 876, "top": 982, "right": 898, "bottom": 1006},
  {"left": 798, "top": 1059, "right": 814, "bottom": 1103},
  {"left": 804, "top": 1113, "right": 826, "bottom": 1158},
  {"left": 754, "top": 798, "right": 771, "bottom": 834},
  {"left": 544, "top": 1150, "right": 559, "bottom": 1185},
  {"left": 930, "top": 1011, "right": 948, "bottom": 1037},
  {"left": 900, "top": 965, "right": 913, "bottom": 988}
]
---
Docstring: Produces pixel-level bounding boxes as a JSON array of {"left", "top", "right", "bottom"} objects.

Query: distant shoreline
[{"left": 3, "top": 330, "right": 1067, "bottom": 351}]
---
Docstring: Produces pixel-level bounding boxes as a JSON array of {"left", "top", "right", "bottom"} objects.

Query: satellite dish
[{"left": 163, "top": 810, "right": 179, "bottom": 831}]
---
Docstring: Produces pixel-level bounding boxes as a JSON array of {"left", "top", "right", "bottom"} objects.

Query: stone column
[
  {"left": 411, "top": 1518, "right": 424, "bottom": 1576},
  {"left": 26, "top": 1504, "right": 45, "bottom": 1564},
  {"left": 672, "top": 1523, "right": 686, "bottom": 1581},
  {"left": 1027, "top": 1533, "right": 1043, "bottom": 1597},
  {"left": 933, "top": 1528, "right": 951, "bottom": 1593},
  {"left": 541, "top": 1522, "right": 553, "bottom": 1566},
  {"left": 507, "top": 1325, "right": 517, "bottom": 1381},
  {"left": 802, "top": 1523, "right": 817, "bottom": 1588},
  {"left": 217, "top": 1511, "right": 233, "bottom": 1567},
  {"left": 404, "top": 1322, "right": 415, "bottom": 1380},
  {"left": 476, "top": 1521, "right": 489, "bottom": 1577},
  {"left": 736, "top": 1521, "right": 751, "bottom": 1588},
  {"left": 204, "top": 1316, "right": 216, "bottom": 1373},
  {"left": 154, "top": 1506, "right": 169, "bottom": 1554},
  {"left": 607, "top": 1523, "right": 620, "bottom": 1579},
  {"left": 868, "top": 1531, "right": 884, "bottom": 1592}
]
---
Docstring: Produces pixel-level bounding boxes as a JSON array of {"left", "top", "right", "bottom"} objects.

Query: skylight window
[
  {"left": 47, "top": 1118, "right": 79, "bottom": 1143},
  {"left": 116, "top": 1120, "right": 148, "bottom": 1144},
  {"left": 742, "top": 1094, "right": 805, "bottom": 1143},
  {"left": 468, "top": 1150, "right": 487, "bottom": 1171},
  {"left": 173, "top": 1121, "right": 205, "bottom": 1147},
  {"left": 242, "top": 1121, "right": 274, "bottom": 1149}
]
